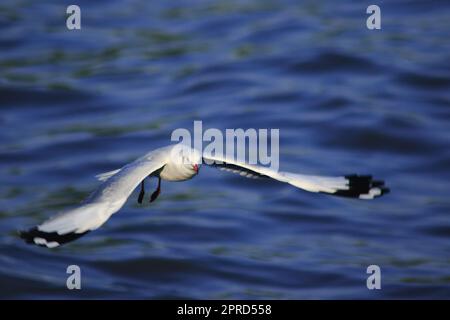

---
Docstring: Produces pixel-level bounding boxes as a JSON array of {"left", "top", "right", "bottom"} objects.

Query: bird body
[{"left": 20, "top": 143, "right": 389, "bottom": 248}]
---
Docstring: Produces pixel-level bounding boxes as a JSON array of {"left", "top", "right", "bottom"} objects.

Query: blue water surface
[{"left": 0, "top": 0, "right": 449, "bottom": 299}]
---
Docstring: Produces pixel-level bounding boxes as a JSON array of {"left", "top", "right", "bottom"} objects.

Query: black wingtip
[
  {"left": 19, "top": 228, "right": 35, "bottom": 244},
  {"left": 333, "top": 175, "right": 389, "bottom": 199},
  {"left": 19, "top": 227, "right": 89, "bottom": 248}
]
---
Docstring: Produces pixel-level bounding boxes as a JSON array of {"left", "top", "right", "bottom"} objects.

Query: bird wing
[
  {"left": 95, "top": 169, "right": 122, "bottom": 182},
  {"left": 202, "top": 154, "right": 389, "bottom": 199},
  {"left": 20, "top": 145, "right": 172, "bottom": 248}
]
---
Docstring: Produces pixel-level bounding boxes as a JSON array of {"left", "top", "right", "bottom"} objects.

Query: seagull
[{"left": 20, "top": 143, "right": 389, "bottom": 248}]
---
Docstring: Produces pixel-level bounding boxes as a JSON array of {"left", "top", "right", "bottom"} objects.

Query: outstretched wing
[
  {"left": 203, "top": 154, "right": 389, "bottom": 199},
  {"left": 20, "top": 146, "right": 171, "bottom": 248}
]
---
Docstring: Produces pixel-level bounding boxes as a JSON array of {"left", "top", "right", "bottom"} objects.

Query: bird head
[{"left": 171, "top": 144, "right": 202, "bottom": 175}]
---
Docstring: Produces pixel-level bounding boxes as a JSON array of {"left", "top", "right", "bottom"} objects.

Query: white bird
[{"left": 20, "top": 143, "right": 389, "bottom": 248}]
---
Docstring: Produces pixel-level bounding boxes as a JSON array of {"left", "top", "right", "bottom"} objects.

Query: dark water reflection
[{"left": 0, "top": 0, "right": 449, "bottom": 299}]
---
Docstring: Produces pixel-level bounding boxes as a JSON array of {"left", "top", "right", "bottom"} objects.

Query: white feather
[{"left": 95, "top": 169, "right": 121, "bottom": 181}]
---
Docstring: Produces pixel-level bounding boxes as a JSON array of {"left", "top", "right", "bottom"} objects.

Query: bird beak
[{"left": 193, "top": 164, "right": 199, "bottom": 173}]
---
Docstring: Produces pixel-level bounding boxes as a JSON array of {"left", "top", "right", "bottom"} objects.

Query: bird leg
[
  {"left": 138, "top": 180, "right": 145, "bottom": 204},
  {"left": 150, "top": 177, "right": 161, "bottom": 203}
]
